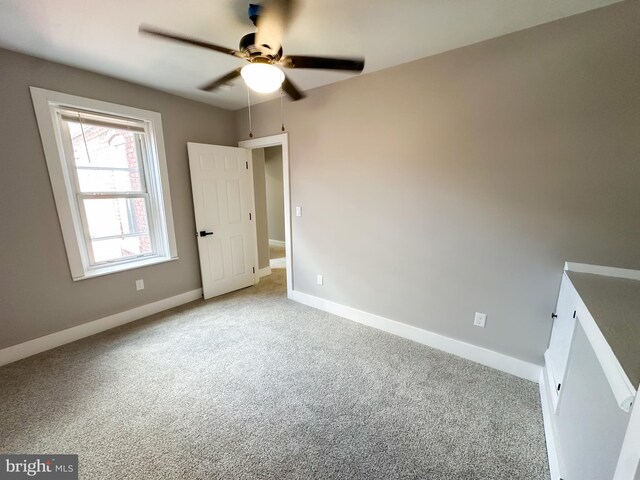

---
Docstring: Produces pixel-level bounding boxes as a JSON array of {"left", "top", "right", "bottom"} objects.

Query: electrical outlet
[
  {"left": 317, "top": 274, "right": 323, "bottom": 286},
  {"left": 136, "top": 279, "right": 145, "bottom": 291},
  {"left": 296, "top": 206, "right": 302, "bottom": 217},
  {"left": 474, "top": 312, "right": 487, "bottom": 328}
]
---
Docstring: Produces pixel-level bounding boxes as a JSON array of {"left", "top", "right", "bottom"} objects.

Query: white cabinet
[
  {"left": 545, "top": 274, "right": 577, "bottom": 410},
  {"left": 541, "top": 262, "right": 640, "bottom": 480}
]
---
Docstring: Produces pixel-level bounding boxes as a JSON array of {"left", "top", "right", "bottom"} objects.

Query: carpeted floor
[
  {"left": 0, "top": 268, "right": 549, "bottom": 479},
  {"left": 269, "top": 245, "right": 285, "bottom": 260}
]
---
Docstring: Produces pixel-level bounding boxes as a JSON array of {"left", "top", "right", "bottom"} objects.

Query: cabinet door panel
[{"left": 547, "top": 274, "right": 577, "bottom": 394}]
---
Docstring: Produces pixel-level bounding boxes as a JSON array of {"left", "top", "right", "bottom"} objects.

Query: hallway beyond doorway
[{"left": 270, "top": 244, "right": 286, "bottom": 269}]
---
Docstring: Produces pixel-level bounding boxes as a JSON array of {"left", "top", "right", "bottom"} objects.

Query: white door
[{"left": 187, "top": 143, "right": 258, "bottom": 299}]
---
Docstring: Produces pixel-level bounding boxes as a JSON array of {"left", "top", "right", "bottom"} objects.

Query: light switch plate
[
  {"left": 136, "top": 279, "right": 145, "bottom": 291},
  {"left": 317, "top": 274, "right": 323, "bottom": 285},
  {"left": 296, "top": 206, "right": 302, "bottom": 217}
]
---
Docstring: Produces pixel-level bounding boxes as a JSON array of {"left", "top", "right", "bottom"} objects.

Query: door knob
[{"left": 198, "top": 230, "right": 213, "bottom": 237}]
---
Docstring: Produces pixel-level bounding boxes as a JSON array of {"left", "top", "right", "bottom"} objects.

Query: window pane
[
  {"left": 66, "top": 121, "right": 144, "bottom": 192},
  {"left": 67, "top": 121, "right": 139, "bottom": 169},
  {"left": 91, "top": 235, "right": 153, "bottom": 264},
  {"left": 83, "top": 197, "right": 150, "bottom": 239},
  {"left": 76, "top": 169, "right": 144, "bottom": 193}
]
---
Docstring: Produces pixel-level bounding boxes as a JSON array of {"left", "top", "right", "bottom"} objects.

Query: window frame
[
  {"left": 31, "top": 87, "right": 178, "bottom": 281},
  {"left": 59, "top": 120, "right": 158, "bottom": 267}
]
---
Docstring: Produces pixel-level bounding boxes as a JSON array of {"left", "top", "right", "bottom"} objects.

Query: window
[{"left": 31, "top": 87, "right": 177, "bottom": 280}]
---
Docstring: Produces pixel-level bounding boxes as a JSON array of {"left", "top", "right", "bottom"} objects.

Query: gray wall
[
  {"left": 265, "top": 146, "right": 285, "bottom": 243},
  {"left": 251, "top": 148, "right": 270, "bottom": 270},
  {"left": 0, "top": 48, "right": 236, "bottom": 349},
  {"left": 234, "top": 1, "right": 640, "bottom": 365},
  {"left": 555, "top": 323, "right": 630, "bottom": 479}
]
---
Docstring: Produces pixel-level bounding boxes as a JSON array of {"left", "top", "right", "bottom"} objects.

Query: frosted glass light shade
[{"left": 241, "top": 63, "right": 285, "bottom": 94}]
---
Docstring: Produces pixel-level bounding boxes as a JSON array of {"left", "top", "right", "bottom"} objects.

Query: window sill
[{"left": 72, "top": 256, "right": 179, "bottom": 281}]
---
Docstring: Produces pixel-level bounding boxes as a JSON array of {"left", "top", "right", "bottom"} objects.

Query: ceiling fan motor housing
[{"left": 240, "top": 32, "right": 283, "bottom": 62}]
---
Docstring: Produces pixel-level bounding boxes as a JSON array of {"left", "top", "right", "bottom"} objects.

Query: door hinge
[
  {"left": 252, "top": 267, "right": 255, "bottom": 273},
  {"left": 249, "top": 212, "right": 252, "bottom": 220},
  {"left": 557, "top": 383, "right": 561, "bottom": 392},
  {"left": 245, "top": 161, "right": 249, "bottom": 169},
  {"left": 573, "top": 310, "right": 576, "bottom": 318}
]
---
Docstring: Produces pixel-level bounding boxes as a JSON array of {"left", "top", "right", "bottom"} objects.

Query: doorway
[
  {"left": 239, "top": 134, "right": 293, "bottom": 298},
  {"left": 265, "top": 145, "right": 286, "bottom": 270}
]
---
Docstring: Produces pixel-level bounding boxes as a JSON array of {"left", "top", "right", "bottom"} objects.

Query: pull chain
[
  {"left": 77, "top": 112, "right": 92, "bottom": 164},
  {"left": 280, "top": 87, "right": 285, "bottom": 132},
  {"left": 247, "top": 86, "right": 253, "bottom": 138}
]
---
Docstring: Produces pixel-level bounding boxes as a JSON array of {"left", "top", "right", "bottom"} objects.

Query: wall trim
[
  {"left": 565, "top": 262, "right": 640, "bottom": 281},
  {"left": 290, "top": 290, "right": 541, "bottom": 382},
  {"left": 268, "top": 239, "right": 286, "bottom": 248},
  {"left": 0, "top": 288, "right": 203, "bottom": 367},
  {"left": 258, "top": 266, "right": 272, "bottom": 278},
  {"left": 539, "top": 369, "right": 565, "bottom": 480}
]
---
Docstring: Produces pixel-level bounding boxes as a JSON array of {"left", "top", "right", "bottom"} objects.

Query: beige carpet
[
  {"left": 0, "top": 269, "right": 549, "bottom": 479},
  {"left": 269, "top": 245, "right": 285, "bottom": 260}
]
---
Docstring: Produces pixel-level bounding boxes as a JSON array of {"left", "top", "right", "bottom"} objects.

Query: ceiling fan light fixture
[{"left": 241, "top": 63, "right": 285, "bottom": 94}]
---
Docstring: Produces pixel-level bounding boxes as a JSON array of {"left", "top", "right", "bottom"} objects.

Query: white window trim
[{"left": 30, "top": 87, "right": 178, "bottom": 281}]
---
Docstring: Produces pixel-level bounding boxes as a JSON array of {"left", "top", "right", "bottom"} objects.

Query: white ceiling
[{"left": 0, "top": 0, "right": 622, "bottom": 110}]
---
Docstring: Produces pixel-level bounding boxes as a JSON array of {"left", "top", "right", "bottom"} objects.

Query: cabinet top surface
[{"left": 566, "top": 271, "right": 640, "bottom": 388}]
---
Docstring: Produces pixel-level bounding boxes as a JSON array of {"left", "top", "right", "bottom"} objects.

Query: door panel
[
  {"left": 202, "top": 180, "right": 220, "bottom": 226},
  {"left": 208, "top": 238, "right": 225, "bottom": 282},
  {"left": 226, "top": 180, "right": 242, "bottom": 224},
  {"left": 188, "top": 143, "right": 257, "bottom": 299},
  {"left": 230, "top": 235, "right": 246, "bottom": 276},
  {"left": 548, "top": 274, "right": 577, "bottom": 395}
]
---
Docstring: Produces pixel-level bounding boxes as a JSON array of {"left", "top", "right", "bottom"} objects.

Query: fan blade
[
  {"left": 255, "top": 0, "right": 297, "bottom": 57},
  {"left": 282, "top": 75, "right": 305, "bottom": 101},
  {"left": 139, "top": 25, "right": 246, "bottom": 59},
  {"left": 199, "top": 68, "right": 242, "bottom": 91},
  {"left": 280, "top": 55, "right": 365, "bottom": 72}
]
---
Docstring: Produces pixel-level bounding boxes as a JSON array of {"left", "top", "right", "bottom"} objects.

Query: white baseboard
[
  {"left": 539, "top": 368, "right": 565, "bottom": 480},
  {"left": 270, "top": 257, "right": 286, "bottom": 269},
  {"left": 258, "top": 266, "right": 272, "bottom": 278},
  {"left": 290, "top": 290, "right": 541, "bottom": 383},
  {"left": 0, "top": 288, "right": 203, "bottom": 367},
  {"left": 268, "top": 239, "right": 285, "bottom": 248}
]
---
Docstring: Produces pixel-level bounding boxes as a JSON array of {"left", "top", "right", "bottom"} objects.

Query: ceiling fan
[{"left": 139, "top": 1, "right": 365, "bottom": 101}]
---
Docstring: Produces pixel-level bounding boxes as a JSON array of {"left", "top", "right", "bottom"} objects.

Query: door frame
[{"left": 239, "top": 133, "right": 293, "bottom": 298}]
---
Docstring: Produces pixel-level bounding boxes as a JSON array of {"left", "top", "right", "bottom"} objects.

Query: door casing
[{"left": 239, "top": 133, "right": 293, "bottom": 298}]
